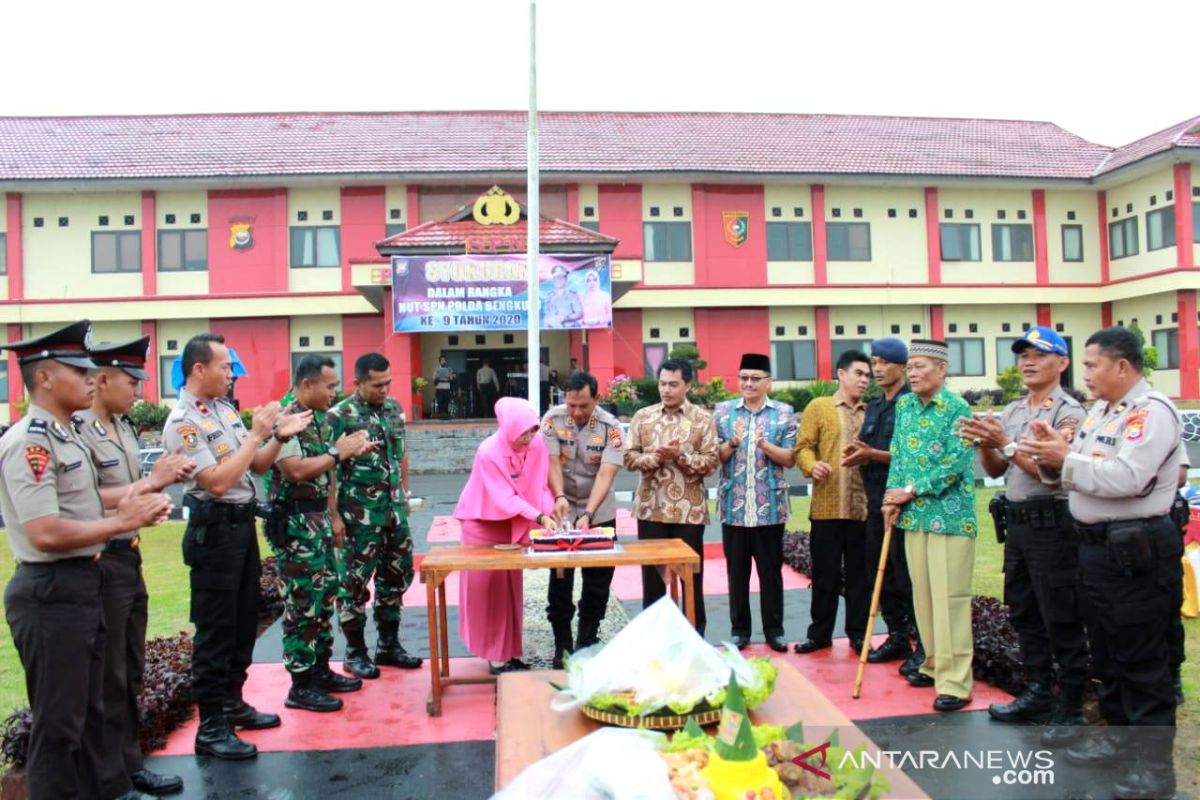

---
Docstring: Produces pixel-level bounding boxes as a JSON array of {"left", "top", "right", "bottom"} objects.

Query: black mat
[{"left": 144, "top": 740, "right": 494, "bottom": 800}]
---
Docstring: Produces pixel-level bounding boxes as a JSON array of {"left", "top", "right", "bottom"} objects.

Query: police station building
[{"left": 1, "top": 111, "right": 1199, "bottom": 420}]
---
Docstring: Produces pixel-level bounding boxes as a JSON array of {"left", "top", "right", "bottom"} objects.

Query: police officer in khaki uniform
[
  {"left": 1, "top": 320, "right": 171, "bottom": 800},
  {"left": 959, "top": 327, "right": 1089, "bottom": 738},
  {"left": 542, "top": 371, "right": 624, "bottom": 667},
  {"left": 1023, "top": 326, "right": 1183, "bottom": 800},
  {"left": 542, "top": 264, "right": 583, "bottom": 329},
  {"left": 163, "top": 333, "right": 312, "bottom": 760},
  {"left": 76, "top": 337, "right": 195, "bottom": 798}
]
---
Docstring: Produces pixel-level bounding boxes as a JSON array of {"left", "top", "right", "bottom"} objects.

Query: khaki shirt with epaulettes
[
  {"left": 541, "top": 404, "right": 624, "bottom": 522},
  {"left": 1044, "top": 378, "right": 1182, "bottom": 524},
  {"left": 0, "top": 404, "right": 105, "bottom": 563},
  {"left": 999, "top": 385, "right": 1085, "bottom": 502},
  {"left": 162, "top": 387, "right": 255, "bottom": 504},
  {"left": 74, "top": 408, "right": 143, "bottom": 541}
]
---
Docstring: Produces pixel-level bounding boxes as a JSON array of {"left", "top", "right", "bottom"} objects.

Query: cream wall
[
  {"left": 288, "top": 188, "right": 341, "bottom": 290},
  {"left": 1110, "top": 291, "right": 1180, "bottom": 396},
  {"left": 642, "top": 308, "right": 696, "bottom": 351},
  {"left": 154, "top": 318, "right": 211, "bottom": 400},
  {"left": 641, "top": 184, "right": 694, "bottom": 286},
  {"left": 941, "top": 303, "right": 1037, "bottom": 392},
  {"left": 937, "top": 188, "right": 1035, "bottom": 284},
  {"left": 1048, "top": 303, "right": 1104, "bottom": 388},
  {"left": 384, "top": 185, "right": 409, "bottom": 227},
  {"left": 824, "top": 186, "right": 926, "bottom": 284},
  {"left": 23, "top": 192, "right": 143, "bottom": 299},
  {"left": 1045, "top": 190, "right": 1102, "bottom": 284},
  {"left": 768, "top": 306, "right": 817, "bottom": 340},
  {"left": 828, "top": 304, "right": 929, "bottom": 341},
  {"left": 578, "top": 184, "right": 599, "bottom": 223},
  {"left": 1104, "top": 169, "right": 1177, "bottom": 280},
  {"left": 290, "top": 315, "right": 340, "bottom": 353},
  {"left": 155, "top": 189, "right": 210, "bottom": 296},
  {"left": 764, "top": 184, "right": 814, "bottom": 285}
]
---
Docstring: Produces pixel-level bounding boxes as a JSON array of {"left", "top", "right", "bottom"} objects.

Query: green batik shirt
[
  {"left": 327, "top": 393, "right": 406, "bottom": 527},
  {"left": 267, "top": 400, "right": 334, "bottom": 502},
  {"left": 885, "top": 386, "right": 977, "bottom": 537}
]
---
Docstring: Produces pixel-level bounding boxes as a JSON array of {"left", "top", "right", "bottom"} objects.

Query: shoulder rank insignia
[
  {"left": 194, "top": 400, "right": 212, "bottom": 416},
  {"left": 1042, "top": 398, "right": 1054, "bottom": 409},
  {"left": 71, "top": 414, "right": 85, "bottom": 432},
  {"left": 1114, "top": 402, "right": 1127, "bottom": 414},
  {"left": 25, "top": 445, "right": 51, "bottom": 483},
  {"left": 50, "top": 420, "right": 72, "bottom": 442},
  {"left": 92, "top": 419, "right": 107, "bottom": 437},
  {"left": 28, "top": 418, "right": 48, "bottom": 437}
]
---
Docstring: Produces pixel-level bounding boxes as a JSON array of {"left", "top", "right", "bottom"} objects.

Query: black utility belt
[
  {"left": 184, "top": 496, "right": 257, "bottom": 524},
  {"left": 275, "top": 497, "right": 330, "bottom": 515},
  {"left": 104, "top": 536, "right": 140, "bottom": 552},
  {"left": 1005, "top": 496, "right": 1070, "bottom": 528},
  {"left": 19, "top": 554, "right": 102, "bottom": 568},
  {"left": 1074, "top": 515, "right": 1170, "bottom": 545}
]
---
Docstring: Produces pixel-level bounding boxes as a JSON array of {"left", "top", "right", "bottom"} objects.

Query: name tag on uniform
[
  {"left": 1096, "top": 435, "right": 1117, "bottom": 446},
  {"left": 99, "top": 458, "right": 120, "bottom": 468},
  {"left": 206, "top": 431, "right": 223, "bottom": 442},
  {"left": 62, "top": 460, "right": 84, "bottom": 472}
]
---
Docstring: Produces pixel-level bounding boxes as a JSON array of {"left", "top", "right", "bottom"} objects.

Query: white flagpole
[{"left": 525, "top": 0, "right": 541, "bottom": 412}]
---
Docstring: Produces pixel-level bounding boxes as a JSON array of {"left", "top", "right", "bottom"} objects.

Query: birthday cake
[{"left": 528, "top": 526, "right": 617, "bottom": 552}]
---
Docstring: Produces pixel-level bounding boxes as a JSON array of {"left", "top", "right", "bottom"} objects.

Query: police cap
[
  {"left": 89, "top": 336, "right": 151, "bottom": 380},
  {"left": 0, "top": 320, "right": 98, "bottom": 370}
]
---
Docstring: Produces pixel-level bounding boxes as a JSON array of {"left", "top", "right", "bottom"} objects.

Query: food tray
[{"left": 580, "top": 704, "right": 721, "bottom": 730}]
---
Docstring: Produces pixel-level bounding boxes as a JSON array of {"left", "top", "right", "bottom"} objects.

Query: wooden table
[
  {"left": 419, "top": 539, "right": 700, "bottom": 716},
  {"left": 495, "top": 659, "right": 928, "bottom": 798}
]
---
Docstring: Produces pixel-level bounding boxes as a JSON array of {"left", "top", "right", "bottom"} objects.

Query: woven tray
[{"left": 581, "top": 704, "right": 721, "bottom": 730}]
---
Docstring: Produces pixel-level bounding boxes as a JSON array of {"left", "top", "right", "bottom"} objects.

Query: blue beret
[{"left": 870, "top": 337, "right": 908, "bottom": 365}]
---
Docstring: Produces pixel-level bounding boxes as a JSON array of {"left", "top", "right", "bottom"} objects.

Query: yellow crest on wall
[{"left": 472, "top": 186, "right": 521, "bottom": 226}]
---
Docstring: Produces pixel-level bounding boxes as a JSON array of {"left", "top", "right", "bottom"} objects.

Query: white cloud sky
[{"left": 2, "top": 0, "right": 1195, "bottom": 147}]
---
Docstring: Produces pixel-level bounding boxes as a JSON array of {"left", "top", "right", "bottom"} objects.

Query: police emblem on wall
[
  {"left": 229, "top": 216, "right": 255, "bottom": 251},
  {"left": 722, "top": 211, "right": 749, "bottom": 247},
  {"left": 472, "top": 186, "right": 521, "bottom": 226}
]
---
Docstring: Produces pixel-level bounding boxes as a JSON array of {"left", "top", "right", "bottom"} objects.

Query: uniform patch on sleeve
[
  {"left": 25, "top": 445, "right": 50, "bottom": 483},
  {"left": 542, "top": 419, "right": 554, "bottom": 433},
  {"left": 1125, "top": 418, "right": 1146, "bottom": 441},
  {"left": 608, "top": 427, "right": 624, "bottom": 448},
  {"left": 176, "top": 423, "right": 200, "bottom": 450},
  {"left": 49, "top": 421, "right": 72, "bottom": 442}
]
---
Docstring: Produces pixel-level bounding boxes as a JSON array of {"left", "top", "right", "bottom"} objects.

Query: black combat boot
[
  {"left": 1173, "top": 664, "right": 1184, "bottom": 705},
  {"left": 1066, "top": 728, "right": 1121, "bottom": 767},
  {"left": 576, "top": 617, "right": 601, "bottom": 650},
  {"left": 285, "top": 670, "right": 343, "bottom": 712},
  {"left": 222, "top": 691, "right": 281, "bottom": 730},
  {"left": 867, "top": 633, "right": 912, "bottom": 664},
  {"left": 1112, "top": 737, "right": 1176, "bottom": 800},
  {"left": 194, "top": 709, "right": 258, "bottom": 760},
  {"left": 988, "top": 677, "right": 1053, "bottom": 723},
  {"left": 314, "top": 658, "right": 363, "bottom": 693},
  {"left": 551, "top": 620, "right": 574, "bottom": 669},
  {"left": 1041, "top": 683, "right": 1087, "bottom": 746},
  {"left": 376, "top": 620, "right": 423, "bottom": 669},
  {"left": 343, "top": 629, "right": 381, "bottom": 679},
  {"left": 899, "top": 639, "right": 925, "bottom": 677}
]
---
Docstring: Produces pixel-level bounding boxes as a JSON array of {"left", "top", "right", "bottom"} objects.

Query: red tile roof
[
  {"left": 377, "top": 217, "right": 618, "bottom": 251},
  {"left": 0, "top": 111, "right": 1193, "bottom": 182},
  {"left": 1096, "top": 115, "right": 1200, "bottom": 174}
]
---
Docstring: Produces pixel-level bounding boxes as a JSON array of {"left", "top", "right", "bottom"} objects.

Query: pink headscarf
[{"left": 453, "top": 397, "right": 552, "bottom": 542}]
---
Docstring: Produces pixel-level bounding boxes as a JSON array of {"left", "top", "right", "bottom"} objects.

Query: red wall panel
[
  {"left": 340, "top": 187, "right": 386, "bottom": 292},
  {"left": 694, "top": 308, "right": 769, "bottom": 383},
  {"left": 382, "top": 292, "right": 417, "bottom": 415},
  {"left": 6, "top": 194, "right": 23, "bottom": 300},
  {"left": 207, "top": 189, "right": 289, "bottom": 294},
  {"left": 141, "top": 192, "right": 157, "bottom": 296},
  {"left": 219, "top": 318, "right": 291, "bottom": 407},
  {"left": 141, "top": 320, "right": 159, "bottom": 403},
  {"left": 1032, "top": 189, "right": 1049, "bottom": 285},
  {"left": 342, "top": 314, "right": 386, "bottom": 389},
  {"left": 612, "top": 309, "right": 643, "bottom": 379},
  {"left": 1175, "top": 165, "right": 1195, "bottom": 269},
  {"left": 598, "top": 185, "right": 643, "bottom": 260},
  {"left": 692, "top": 185, "right": 767, "bottom": 288}
]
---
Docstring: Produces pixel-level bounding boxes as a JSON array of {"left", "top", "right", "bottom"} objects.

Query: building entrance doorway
[{"left": 437, "top": 347, "right": 551, "bottom": 417}]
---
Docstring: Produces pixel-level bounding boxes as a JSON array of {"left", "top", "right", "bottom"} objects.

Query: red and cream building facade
[{"left": 1, "top": 111, "right": 1199, "bottom": 420}]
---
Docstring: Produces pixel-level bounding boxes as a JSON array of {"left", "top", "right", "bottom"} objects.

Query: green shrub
[
  {"left": 631, "top": 378, "right": 661, "bottom": 406},
  {"left": 129, "top": 399, "right": 171, "bottom": 434},
  {"left": 807, "top": 379, "right": 838, "bottom": 398},
  {"left": 996, "top": 365, "right": 1024, "bottom": 402}
]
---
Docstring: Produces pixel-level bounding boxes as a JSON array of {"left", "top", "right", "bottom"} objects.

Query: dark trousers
[
  {"left": 864, "top": 510, "right": 914, "bottom": 637},
  {"left": 5, "top": 559, "right": 106, "bottom": 800},
  {"left": 480, "top": 385, "right": 498, "bottom": 417},
  {"left": 435, "top": 387, "right": 451, "bottom": 417},
  {"left": 638, "top": 520, "right": 706, "bottom": 636},
  {"left": 808, "top": 519, "right": 868, "bottom": 643},
  {"left": 1003, "top": 514, "right": 1089, "bottom": 688},
  {"left": 1078, "top": 516, "right": 1182, "bottom": 727},
  {"left": 98, "top": 547, "right": 148, "bottom": 798},
  {"left": 547, "top": 519, "right": 616, "bottom": 642},
  {"left": 182, "top": 518, "right": 261, "bottom": 715},
  {"left": 722, "top": 523, "right": 785, "bottom": 638}
]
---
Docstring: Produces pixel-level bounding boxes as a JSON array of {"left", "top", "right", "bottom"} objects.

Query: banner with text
[{"left": 390, "top": 253, "right": 612, "bottom": 333}]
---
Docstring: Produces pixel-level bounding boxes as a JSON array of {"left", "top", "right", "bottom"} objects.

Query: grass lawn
[{"left": 1, "top": 499, "right": 1198, "bottom": 792}]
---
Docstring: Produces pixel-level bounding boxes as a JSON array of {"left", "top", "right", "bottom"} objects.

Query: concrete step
[{"left": 407, "top": 423, "right": 493, "bottom": 473}]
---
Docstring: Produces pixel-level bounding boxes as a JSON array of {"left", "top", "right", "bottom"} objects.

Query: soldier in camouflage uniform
[
  {"left": 328, "top": 352, "right": 424, "bottom": 678},
  {"left": 267, "top": 355, "right": 373, "bottom": 712}
]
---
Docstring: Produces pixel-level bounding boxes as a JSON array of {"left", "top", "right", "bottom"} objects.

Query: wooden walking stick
[{"left": 853, "top": 519, "right": 893, "bottom": 699}]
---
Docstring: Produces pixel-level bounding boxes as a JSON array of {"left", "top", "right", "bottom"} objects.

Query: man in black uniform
[
  {"left": 1, "top": 321, "right": 172, "bottom": 799},
  {"left": 1022, "top": 326, "right": 1183, "bottom": 799},
  {"left": 841, "top": 338, "right": 920, "bottom": 673},
  {"left": 959, "top": 327, "right": 1088, "bottom": 742},
  {"left": 78, "top": 337, "right": 195, "bottom": 797},
  {"left": 163, "top": 333, "right": 312, "bottom": 759}
]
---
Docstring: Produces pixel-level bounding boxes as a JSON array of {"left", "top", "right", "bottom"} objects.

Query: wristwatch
[
  {"left": 1001, "top": 441, "right": 1019, "bottom": 460},
  {"left": 326, "top": 445, "right": 341, "bottom": 465}
]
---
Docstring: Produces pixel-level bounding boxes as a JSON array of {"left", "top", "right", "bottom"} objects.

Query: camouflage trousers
[
  {"left": 336, "top": 520, "right": 414, "bottom": 634},
  {"left": 272, "top": 511, "right": 337, "bottom": 674}
]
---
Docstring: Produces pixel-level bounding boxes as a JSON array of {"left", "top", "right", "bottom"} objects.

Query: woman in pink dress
[{"left": 453, "top": 396, "right": 556, "bottom": 674}]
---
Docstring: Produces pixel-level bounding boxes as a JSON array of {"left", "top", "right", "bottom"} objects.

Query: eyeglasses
[{"left": 738, "top": 374, "right": 769, "bottom": 384}]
